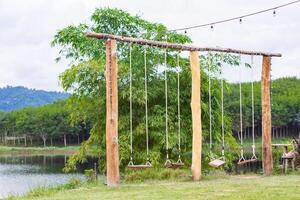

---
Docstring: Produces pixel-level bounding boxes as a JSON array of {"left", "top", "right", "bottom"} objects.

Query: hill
[{"left": 0, "top": 86, "right": 69, "bottom": 111}]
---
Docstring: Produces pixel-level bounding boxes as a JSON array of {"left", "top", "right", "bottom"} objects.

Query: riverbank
[
  {"left": 0, "top": 146, "right": 79, "bottom": 156},
  {"left": 9, "top": 174, "right": 300, "bottom": 200}
]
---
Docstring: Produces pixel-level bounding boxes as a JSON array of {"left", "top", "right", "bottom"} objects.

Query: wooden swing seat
[
  {"left": 237, "top": 158, "right": 257, "bottom": 165},
  {"left": 165, "top": 162, "right": 185, "bottom": 169},
  {"left": 209, "top": 159, "right": 225, "bottom": 168},
  {"left": 282, "top": 152, "right": 294, "bottom": 159},
  {"left": 127, "top": 164, "right": 152, "bottom": 170}
]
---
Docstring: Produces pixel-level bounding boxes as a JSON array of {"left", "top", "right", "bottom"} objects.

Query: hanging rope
[
  {"left": 251, "top": 55, "right": 257, "bottom": 160},
  {"left": 239, "top": 55, "right": 245, "bottom": 162},
  {"left": 208, "top": 53, "right": 213, "bottom": 159},
  {"left": 164, "top": 48, "right": 171, "bottom": 165},
  {"left": 220, "top": 53, "right": 225, "bottom": 159},
  {"left": 128, "top": 43, "right": 134, "bottom": 166},
  {"left": 144, "top": 46, "right": 151, "bottom": 165},
  {"left": 177, "top": 53, "right": 183, "bottom": 164}
]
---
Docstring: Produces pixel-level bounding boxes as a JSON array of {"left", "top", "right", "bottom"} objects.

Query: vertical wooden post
[
  {"left": 190, "top": 51, "right": 202, "bottom": 181},
  {"left": 261, "top": 56, "right": 273, "bottom": 176},
  {"left": 105, "top": 39, "right": 120, "bottom": 186}
]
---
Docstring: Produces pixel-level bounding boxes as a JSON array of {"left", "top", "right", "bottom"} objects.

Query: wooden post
[
  {"left": 105, "top": 39, "right": 120, "bottom": 186},
  {"left": 261, "top": 56, "right": 273, "bottom": 176},
  {"left": 190, "top": 51, "right": 202, "bottom": 181}
]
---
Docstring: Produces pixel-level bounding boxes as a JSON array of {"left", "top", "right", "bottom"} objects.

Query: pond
[{"left": 0, "top": 155, "right": 90, "bottom": 199}]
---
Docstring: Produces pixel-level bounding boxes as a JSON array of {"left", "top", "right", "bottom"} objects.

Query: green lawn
[
  {"left": 0, "top": 145, "right": 80, "bottom": 156},
  {"left": 13, "top": 174, "right": 300, "bottom": 200}
]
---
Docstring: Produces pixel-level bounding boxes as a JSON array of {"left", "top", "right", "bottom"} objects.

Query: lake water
[
  {"left": 0, "top": 155, "right": 86, "bottom": 199},
  {"left": 0, "top": 154, "right": 264, "bottom": 198}
]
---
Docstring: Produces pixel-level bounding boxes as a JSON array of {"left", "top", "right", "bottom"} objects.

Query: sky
[{"left": 0, "top": 0, "right": 299, "bottom": 91}]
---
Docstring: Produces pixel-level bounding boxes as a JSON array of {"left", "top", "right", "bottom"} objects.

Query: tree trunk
[
  {"left": 64, "top": 134, "right": 67, "bottom": 147},
  {"left": 50, "top": 137, "right": 53, "bottom": 146},
  {"left": 42, "top": 136, "right": 46, "bottom": 147}
]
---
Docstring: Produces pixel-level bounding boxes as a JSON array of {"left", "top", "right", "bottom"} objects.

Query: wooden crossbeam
[{"left": 86, "top": 32, "right": 282, "bottom": 57}]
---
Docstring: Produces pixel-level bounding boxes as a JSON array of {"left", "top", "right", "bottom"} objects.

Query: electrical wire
[{"left": 169, "top": 0, "right": 300, "bottom": 32}]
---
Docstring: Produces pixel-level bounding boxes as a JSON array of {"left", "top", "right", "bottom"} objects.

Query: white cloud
[{"left": 0, "top": 0, "right": 299, "bottom": 91}]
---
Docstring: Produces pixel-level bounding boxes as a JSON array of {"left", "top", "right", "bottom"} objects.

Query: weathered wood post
[
  {"left": 105, "top": 39, "right": 120, "bottom": 186},
  {"left": 190, "top": 51, "right": 202, "bottom": 181},
  {"left": 261, "top": 56, "right": 273, "bottom": 176}
]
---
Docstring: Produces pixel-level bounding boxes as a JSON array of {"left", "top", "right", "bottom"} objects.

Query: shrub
[{"left": 84, "top": 169, "right": 97, "bottom": 183}]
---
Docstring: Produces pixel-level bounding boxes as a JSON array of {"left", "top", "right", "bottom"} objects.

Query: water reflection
[{"left": 0, "top": 155, "right": 85, "bottom": 199}]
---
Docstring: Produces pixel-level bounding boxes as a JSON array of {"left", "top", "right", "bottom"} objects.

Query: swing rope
[
  {"left": 239, "top": 55, "right": 245, "bottom": 162},
  {"left": 177, "top": 53, "right": 182, "bottom": 164},
  {"left": 207, "top": 53, "right": 226, "bottom": 167},
  {"left": 208, "top": 53, "right": 213, "bottom": 159},
  {"left": 128, "top": 44, "right": 134, "bottom": 166},
  {"left": 144, "top": 47, "right": 151, "bottom": 166},
  {"left": 220, "top": 53, "right": 225, "bottom": 159},
  {"left": 164, "top": 49, "right": 171, "bottom": 166},
  {"left": 251, "top": 55, "right": 257, "bottom": 160}
]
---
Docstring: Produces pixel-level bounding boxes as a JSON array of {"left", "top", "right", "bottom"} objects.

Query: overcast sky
[{"left": 0, "top": 0, "right": 299, "bottom": 91}]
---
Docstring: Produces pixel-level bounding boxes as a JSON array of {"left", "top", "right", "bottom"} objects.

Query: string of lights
[{"left": 169, "top": 0, "right": 300, "bottom": 32}]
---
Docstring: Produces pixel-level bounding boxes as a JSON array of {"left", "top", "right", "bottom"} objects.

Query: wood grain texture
[
  {"left": 105, "top": 39, "right": 120, "bottom": 186},
  {"left": 261, "top": 56, "right": 273, "bottom": 176},
  {"left": 190, "top": 51, "right": 202, "bottom": 181},
  {"left": 87, "top": 32, "right": 281, "bottom": 57}
]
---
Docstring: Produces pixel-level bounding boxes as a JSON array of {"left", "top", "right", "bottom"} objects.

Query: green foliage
[
  {"left": 84, "top": 169, "right": 97, "bottom": 183},
  {"left": 0, "top": 100, "right": 85, "bottom": 147},
  {"left": 124, "top": 168, "right": 190, "bottom": 182},
  {"left": 225, "top": 77, "right": 300, "bottom": 130}
]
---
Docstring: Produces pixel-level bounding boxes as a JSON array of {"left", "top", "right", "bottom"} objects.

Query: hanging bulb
[
  {"left": 273, "top": 10, "right": 276, "bottom": 17},
  {"left": 210, "top": 25, "right": 214, "bottom": 31},
  {"left": 239, "top": 18, "right": 243, "bottom": 24}
]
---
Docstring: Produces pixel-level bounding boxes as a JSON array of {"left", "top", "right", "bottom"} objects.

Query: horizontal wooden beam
[{"left": 86, "top": 32, "right": 282, "bottom": 57}]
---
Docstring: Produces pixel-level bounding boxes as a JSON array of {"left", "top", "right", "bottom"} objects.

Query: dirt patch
[{"left": 233, "top": 175, "right": 260, "bottom": 180}]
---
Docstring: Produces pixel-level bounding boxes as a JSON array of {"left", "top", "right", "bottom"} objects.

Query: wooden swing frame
[{"left": 86, "top": 32, "right": 281, "bottom": 186}]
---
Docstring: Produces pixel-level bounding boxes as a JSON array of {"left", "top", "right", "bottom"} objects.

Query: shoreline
[{"left": 0, "top": 145, "right": 80, "bottom": 156}]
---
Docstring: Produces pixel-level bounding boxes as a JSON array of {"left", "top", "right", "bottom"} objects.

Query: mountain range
[{"left": 0, "top": 86, "right": 69, "bottom": 112}]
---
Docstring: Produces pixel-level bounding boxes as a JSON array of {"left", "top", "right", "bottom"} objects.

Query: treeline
[
  {"left": 225, "top": 77, "right": 300, "bottom": 136},
  {"left": 0, "top": 101, "right": 90, "bottom": 147}
]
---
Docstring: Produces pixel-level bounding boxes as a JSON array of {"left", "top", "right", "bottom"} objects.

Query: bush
[
  {"left": 124, "top": 168, "right": 190, "bottom": 182},
  {"left": 65, "top": 177, "right": 82, "bottom": 189},
  {"left": 84, "top": 169, "right": 97, "bottom": 183}
]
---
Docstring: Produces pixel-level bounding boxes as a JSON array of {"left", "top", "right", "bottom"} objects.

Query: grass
[
  {"left": 243, "top": 137, "right": 293, "bottom": 148},
  {"left": 0, "top": 145, "right": 80, "bottom": 156},
  {"left": 7, "top": 170, "right": 300, "bottom": 200}
]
